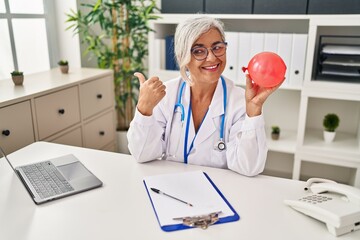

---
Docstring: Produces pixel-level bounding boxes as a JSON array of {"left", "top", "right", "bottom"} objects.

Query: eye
[
  {"left": 192, "top": 47, "right": 206, "bottom": 56},
  {"left": 212, "top": 44, "right": 224, "bottom": 52}
]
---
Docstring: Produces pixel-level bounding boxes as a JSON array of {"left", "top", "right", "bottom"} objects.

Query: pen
[{"left": 150, "top": 188, "right": 193, "bottom": 207}]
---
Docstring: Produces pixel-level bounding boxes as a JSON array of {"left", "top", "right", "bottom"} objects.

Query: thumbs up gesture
[{"left": 134, "top": 72, "right": 166, "bottom": 116}]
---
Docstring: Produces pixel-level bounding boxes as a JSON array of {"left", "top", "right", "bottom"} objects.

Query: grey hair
[{"left": 174, "top": 16, "right": 225, "bottom": 84}]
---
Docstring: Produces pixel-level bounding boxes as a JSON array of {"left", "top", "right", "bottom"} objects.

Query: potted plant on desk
[
  {"left": 58, "top": 60, "right": 69, "bottom": 74},
  {"left": 11, "top": 71, "right": 24, "bottom": 85},
  {"left": 66, "top": 0, "right": 159, "bottom": 153},
  {"left": 323, "top": 113, "right": 340, "bottom": 143}
]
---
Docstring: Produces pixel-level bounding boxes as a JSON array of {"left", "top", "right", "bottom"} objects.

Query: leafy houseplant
[
  {"left": 271, "top": 126, "right": 280, "bottom": 140},
  {"left": 11, "top": 71, "right": 24, "bottom": 85},
  {"left": 66, "top": 0, "right": 159, "bottom": 130},
  {"left": 323, "top": 113, "right": 340, "bottom": 143},
  {"left": 58, "top": 60, "right": 69, "bottom": 74}
]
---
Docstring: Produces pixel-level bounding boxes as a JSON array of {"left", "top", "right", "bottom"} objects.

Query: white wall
[{"left": 54, "top": 0, "right": 81, "bottom": 68}]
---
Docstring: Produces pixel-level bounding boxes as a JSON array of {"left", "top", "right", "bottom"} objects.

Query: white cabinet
[
  {"left": 79, "top": 75, "right": 114, "bottom": 120},
  {"left": 35, "top": 86, "right": 81, "bottom": 139},
  {"left": 0, "top": 68, "right": 117, "bottom": 155},
  {"left": 148, "top": 14, "right": 360, "bottom": 186},
  {"left": 0, "top": 101, "right": 35, "bottom": 154}
]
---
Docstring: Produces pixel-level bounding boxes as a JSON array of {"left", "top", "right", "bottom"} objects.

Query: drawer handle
[
  {"left": 2, "top": 129, "right": 10, "bottom": 136},
  {"left": 96, "top": 94, "right": 103, "bottom": 99},
  {"left": 99, "top": 131, "right": 105, "bottom": 136},
  {"left": 58, "top": 108, "right": 65, "bottom": 114}
]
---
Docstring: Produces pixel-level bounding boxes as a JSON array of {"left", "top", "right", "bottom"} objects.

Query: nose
[{"left": 206, "top": 48, "right": 217, "bottom": 61}]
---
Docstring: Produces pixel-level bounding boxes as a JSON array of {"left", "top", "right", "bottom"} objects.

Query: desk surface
[{"left": 1, "top": 142, "right": 359, "bottom": 240}]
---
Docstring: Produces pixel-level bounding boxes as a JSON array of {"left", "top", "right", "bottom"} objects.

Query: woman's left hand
[{"left": 245, "top": 74, "right": 285, "bottom": 117}]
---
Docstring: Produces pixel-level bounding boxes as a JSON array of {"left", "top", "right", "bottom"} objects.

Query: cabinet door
[
  {"left": 253, "top": 0, "right": 307, "bottom": 14},
  {"left": 206, "top": 0, "right": 252, "bottom": 14},
  {"left": 0, "top": 101, "right": 35, "bottom": 154},
  {"left": 83, "top": 111, "right": 115, "bottom": 149},
  {"left": 35, "top": 86, "right": 81, "bottom": 139},
  {"left": 161, "top": 0, "right": 203, "bottom": 13},
  {"left": 308, "top": 0, "right": 360, "bottom": 14},
  {"left": 50, "top": 127, "right": 83, "bottom": 147},
  {"left": 80, "top": 76, "right": 113, "bottom": 119}
]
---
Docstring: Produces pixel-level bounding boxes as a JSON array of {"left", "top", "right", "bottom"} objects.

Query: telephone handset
[{"left": 284, "top": 178, "right": 360, "bottom": 236}]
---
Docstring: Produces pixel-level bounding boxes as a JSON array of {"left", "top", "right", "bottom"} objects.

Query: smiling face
[{"left": 186, "top": 28, "right": 226, "bottom": 86}]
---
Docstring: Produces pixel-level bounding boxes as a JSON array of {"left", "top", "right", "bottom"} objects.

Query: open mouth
[{"left": 202, "top": 63, "right": 220, "bottom": 71}]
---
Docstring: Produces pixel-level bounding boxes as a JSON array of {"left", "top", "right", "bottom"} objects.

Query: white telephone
[{"left": 284, "top": 178, "right": 360, "bottom": 236}]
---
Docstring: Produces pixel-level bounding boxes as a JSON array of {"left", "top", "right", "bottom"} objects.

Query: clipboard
[{"left": 143, "top": 171, "right": 240, "bottom": 232}]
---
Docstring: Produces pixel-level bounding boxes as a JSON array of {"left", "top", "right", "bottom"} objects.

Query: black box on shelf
[
  {"left": 161, "top": 0, "right": 204, "bottom": 13},
  {"left": 253, "top": 0, "right": 307, "bottom": 14},
  {"left": 315, "top": 36, "right": 360, "bottom": 83},
  {"left": 308, "top": 0, "right": 360, "bottom": 14},
  {"left": 205, "top": 0, "right": 252, "bottom": 14}
]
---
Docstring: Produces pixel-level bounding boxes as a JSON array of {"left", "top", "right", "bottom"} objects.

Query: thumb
[{"left": 134, "top": 72, "right": 146, "bottom": 85}]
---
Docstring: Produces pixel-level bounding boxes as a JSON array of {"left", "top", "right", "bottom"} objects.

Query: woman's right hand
[{"left": 134, "top": 72, "right": 166, "bottom": 116}]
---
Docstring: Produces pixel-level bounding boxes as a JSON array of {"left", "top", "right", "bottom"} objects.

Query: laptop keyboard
[{"left": 21, "top": 161, "right": 74, "bottom": 199}]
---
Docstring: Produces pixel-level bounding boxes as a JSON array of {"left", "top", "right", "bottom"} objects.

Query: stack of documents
[
  {"left": 318, "top": 44, "right": 360, "bottom": 79},
  {"left": 143, "top": 171, "right": 239, "bottom": 231}
]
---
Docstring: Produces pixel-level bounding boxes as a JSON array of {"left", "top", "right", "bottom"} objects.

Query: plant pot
[
  {"left": 271, "top": 133, "right": 280, "bottom": 140},
  {"left": 117, "top": 130, "right": 130, "bottom": 154},
  {"left": 323, "top": 131, "right": 336, "bottom": 143},
  {"left": 60, "top": 65, "right": 69, "bottom": 74},
  {"left": 12, "top": 75, "right": 24, "bottom": 85}
]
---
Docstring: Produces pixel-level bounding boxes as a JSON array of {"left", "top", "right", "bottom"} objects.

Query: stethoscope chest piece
[{"left": 214, "top": 140, "right": 226, "bottom": 151}]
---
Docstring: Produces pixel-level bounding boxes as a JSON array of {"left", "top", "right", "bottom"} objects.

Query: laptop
[{"left": 0, "top": 145, "right": 103, "bottom": 204}]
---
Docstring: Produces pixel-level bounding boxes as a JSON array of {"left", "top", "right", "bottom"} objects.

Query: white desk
[{"left": 1, "top": 142, "right": 359, "bottom": 240}]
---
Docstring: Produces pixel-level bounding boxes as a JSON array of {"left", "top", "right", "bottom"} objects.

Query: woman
[{"left": 127, "top": 16, "right": 283, "bottom": 176}]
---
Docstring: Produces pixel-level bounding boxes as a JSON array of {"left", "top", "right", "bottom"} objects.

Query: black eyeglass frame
[{"left": 191, "top": 42, "right": 228, "bottom": 61}]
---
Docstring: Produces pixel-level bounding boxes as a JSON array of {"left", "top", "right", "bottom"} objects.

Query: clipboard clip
[{"left": 173, "top": 211, "right": 221, "bottom": 229}]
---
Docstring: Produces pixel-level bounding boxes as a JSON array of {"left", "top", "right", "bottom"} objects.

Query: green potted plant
[
  {"left": 58, "top": 60, "right": 69, "bottom": 74},
  {"left": 323, "top": 113, "right": 340, "bottom": 143},
  {"left": 10, "top": 71, "right": 24, "bottom": 85},
  {"left": 66, "top": 0, "right": 159, "bottom": 133},
  {"left": 271, "top": 126, "right": 280, "bottom": 140}
]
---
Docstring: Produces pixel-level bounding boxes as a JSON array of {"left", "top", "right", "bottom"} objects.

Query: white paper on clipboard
[{"left": 143, "top": 171, "right": 236, "bottom": 227}]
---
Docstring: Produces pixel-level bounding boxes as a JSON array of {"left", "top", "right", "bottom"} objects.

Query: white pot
[
  {"left": 117, "top": 130, "right": 130, "bottom": 154},
  {"left": 323, "top": 131, "right": 336, "bottom": 143}
]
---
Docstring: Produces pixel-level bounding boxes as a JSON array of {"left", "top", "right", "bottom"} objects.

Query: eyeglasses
[{"left": 191, "top": 42, "right": 228, "bottom": 61}]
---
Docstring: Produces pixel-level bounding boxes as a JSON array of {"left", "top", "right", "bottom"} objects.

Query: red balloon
[{"left": 242, "top": 52, "right": 287, "bottom": 88}]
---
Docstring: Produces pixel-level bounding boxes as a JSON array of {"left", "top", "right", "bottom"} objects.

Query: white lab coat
[{"left": 127, "top": 76, "right": 268, "bottom": 176}]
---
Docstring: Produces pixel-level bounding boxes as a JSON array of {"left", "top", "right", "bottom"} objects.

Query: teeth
[{"left": 204, "top": 64, "right": 218, "bottom": 69}]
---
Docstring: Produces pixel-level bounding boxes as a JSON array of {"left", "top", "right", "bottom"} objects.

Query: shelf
[
  {"left": 263, "top": 151, "right": 294, "bottom": 179},
  {"left": 300, "top": 160, "right": 357, "bottom": 185},
  {"left": 303, "top": 129, "right": 360, "bottom": 160},
  {"left": 262, "top": 169, "right": 292, "bottom": 179},
  {"left": 266, "top": 129, "right": 297, "bottom": 154}
]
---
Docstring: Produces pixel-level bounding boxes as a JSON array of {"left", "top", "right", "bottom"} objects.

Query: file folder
[
  {"left": 290, "top": 34, "right": 308, "bottom": 87},
  {"left": 264, "top": 33, "right": 278, "bottom": 53},
  {"left": 223, "top": 32, "right": 239, "bottom": 82},
  {"left": 237, "top": 32, "right": 252, "bottom": 85},
  {"left": 250, "top": 32, "right": 265, "bottom": 57},
  {"left": 277, "top": 33, "right": 293, "bottom": 85},
  {"left": 143, "top": 171, "right": 240, "bottom": 232}
]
